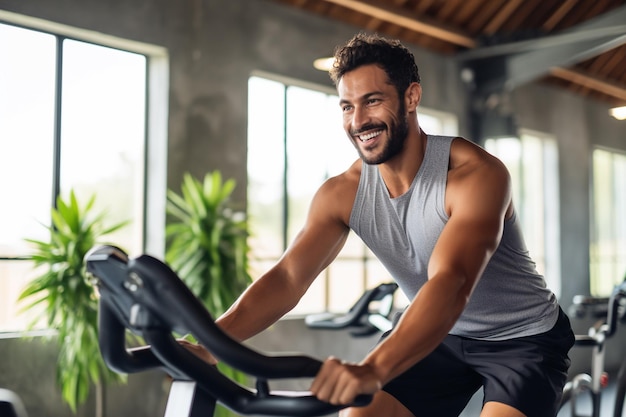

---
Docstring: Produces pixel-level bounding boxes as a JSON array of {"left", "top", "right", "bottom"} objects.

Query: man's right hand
[{"left": 178, "top": 339, "right": 219, "bottom": 365}]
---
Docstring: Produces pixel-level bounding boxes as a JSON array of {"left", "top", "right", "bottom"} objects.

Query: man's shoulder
[
  {"left": 319, "top": 161, "right": 360, "bottom": 202},
  {"left": 313, "top": 159, "right": 362, "bottom": 224},
  {"left": 446, "top": 137, "right": 510, "bottom": 198},
  {"left": 325, "top": 159, "right": 362, "bottom": 189},
  {"left": 448, "top": 136, "right": 505, "bottom": 172},
  {"left": 445, "top": 137, "right": 511, "bottom": 216}
]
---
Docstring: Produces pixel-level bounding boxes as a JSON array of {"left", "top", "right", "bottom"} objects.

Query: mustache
[{"left": 350, "top": 123, "right": 386, "bottom": 136}]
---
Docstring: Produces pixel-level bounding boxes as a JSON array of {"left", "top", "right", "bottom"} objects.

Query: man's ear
[{"left": 405, "top": 82, "right": 422, "bottom": 112}]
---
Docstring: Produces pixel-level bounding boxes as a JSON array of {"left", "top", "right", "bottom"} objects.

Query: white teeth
[{"left": 358, "top": 130, "right": 382, "bottom": 142}]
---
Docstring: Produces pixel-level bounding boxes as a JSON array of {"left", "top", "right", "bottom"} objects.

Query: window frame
[
  {"left": 0, "top": 12, "right": 169, "bottom": 331},
  {"left": 590, "top": 146, "right": 626, "bottom": 296}
]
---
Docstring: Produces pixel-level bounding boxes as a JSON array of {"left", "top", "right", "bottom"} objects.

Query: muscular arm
[
  {"left": 215, "top": 172, "right": 356, "bottom": 343},
  {"left": 311, "top": 141, "right": 513, "bottom": 404}
]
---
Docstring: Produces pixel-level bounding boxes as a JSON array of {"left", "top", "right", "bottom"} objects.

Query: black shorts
[{"left": 380, "top": 308, "right": 575, "bottom": 417}]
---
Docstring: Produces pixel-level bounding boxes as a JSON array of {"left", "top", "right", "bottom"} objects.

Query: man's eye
[{"left": 342, "top": 105, "right": 353, "bottom": 112}]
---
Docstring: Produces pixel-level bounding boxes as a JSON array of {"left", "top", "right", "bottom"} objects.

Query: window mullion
[{"left": 51, "top": 35, "right": 65, "bottom": 209}]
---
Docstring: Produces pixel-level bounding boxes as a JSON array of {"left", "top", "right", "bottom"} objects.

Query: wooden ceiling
[{"left": 272, "top": 0, "right": 626, "bottom": 107}]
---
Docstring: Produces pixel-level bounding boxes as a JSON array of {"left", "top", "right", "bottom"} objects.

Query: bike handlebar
[
  {"left": 569, "top": 278, "right": 626, "bottom": 346},
  {"left": 605, "top": 279, "right": 626, "bottom": 337},
  {"left": 85, "top": 245, "right": 372, "bottom": 417},
  {"left": 305, "top": 282, "right": 398, "bottom": 337}
]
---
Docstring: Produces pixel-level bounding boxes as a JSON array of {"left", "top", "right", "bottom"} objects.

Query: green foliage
[
  {"left": 166, "top": 171, "right": 252, "bottom": 316},
  {"left": 166, "top": 172, "right": 253, "bottom": 417},
  {"left": 19, "top": 190, "right": 128, "bottom": 412}
]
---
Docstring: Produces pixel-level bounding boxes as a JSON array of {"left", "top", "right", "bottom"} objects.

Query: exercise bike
[
  {"left": 558, "top": 277, "right": 626, "bottom": 417},
  {"left": 305, "top": 282, "right": 398, "bottom": 336},
  {"left": 85, "top": 245, "right": 372, "bottom": 417}
]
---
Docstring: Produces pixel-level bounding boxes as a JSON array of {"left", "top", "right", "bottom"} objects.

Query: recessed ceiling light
[
  {"left": 609, "top": 106, "right": 626, "bottom": 120},
  {"left": 313, "top": 57, "right": 334, "bottom": 71}
]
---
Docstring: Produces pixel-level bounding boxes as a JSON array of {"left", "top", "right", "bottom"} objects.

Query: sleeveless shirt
[{"left": 349, "top": 135, "right": 559, "bottom": 340}]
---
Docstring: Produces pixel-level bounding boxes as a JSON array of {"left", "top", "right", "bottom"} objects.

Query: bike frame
[
  {"left": 560, "top": 279, "right": 626, "bottom": 417},
  {"left": 85, "top": 245, "right": 372, "bottom": 417}
]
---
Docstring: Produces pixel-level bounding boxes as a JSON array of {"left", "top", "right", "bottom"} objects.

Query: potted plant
[
  {"left": 19, "top": 190, "right": 128, "bottom": 416},
  {"left": 165, "top": 171, "right": 253, "bottom": 417}
]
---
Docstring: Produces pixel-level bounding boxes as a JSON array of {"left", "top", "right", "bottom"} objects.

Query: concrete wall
[
  {"left": 1, "top": 0, "right": 626, "bottom": 415},
  {"left": 0, "top": 333, "right": 169, "bottom": 417}
]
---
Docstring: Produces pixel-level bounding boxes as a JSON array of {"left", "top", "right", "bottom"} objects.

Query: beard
[{"left": 352, "top": 101, "right": 409, "bottom": 165}]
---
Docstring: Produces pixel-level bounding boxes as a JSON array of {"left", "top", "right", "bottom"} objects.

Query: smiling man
[{"left": 184, "top": 33, "right": 574, "bottom": 417}]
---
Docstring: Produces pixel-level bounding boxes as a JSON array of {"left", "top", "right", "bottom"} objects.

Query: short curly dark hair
[{"left": 329, "top": 32, "right": 421, "bottom": 98}]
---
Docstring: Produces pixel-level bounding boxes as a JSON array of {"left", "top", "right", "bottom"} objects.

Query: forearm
[
  {"left": 361, "top": 272, "right": 470, "bottom": 385},
  {"left": 216, "top": 269, "right": 306, "bottom": 342}
]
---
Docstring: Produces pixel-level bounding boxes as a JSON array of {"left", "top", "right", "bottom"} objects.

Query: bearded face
[
  {"left": 338, "top": 65, "right": 411, "bottom": 166},
  {"left": 350, "top": 99, "right": 409, "bottom": 165}
]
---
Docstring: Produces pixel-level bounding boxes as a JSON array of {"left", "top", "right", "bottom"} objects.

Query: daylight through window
[{"left": 0, "top": 21, "right": 152, "bottom": 331}]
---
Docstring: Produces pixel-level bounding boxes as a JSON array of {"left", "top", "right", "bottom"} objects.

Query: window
[
  {"left": 484, "top": 131, "right": 561, "bottom": 297},
  {"left": 0, "top": 17, "right": 168, "bottom": 331},
  {"left": 590, "top": 148, "right": 626, "bottom": 296},
  {"left": 247, "top": 74, "right": 458, "bottom": 315}
]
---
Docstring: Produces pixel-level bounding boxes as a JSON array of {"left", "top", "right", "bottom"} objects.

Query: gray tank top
[{"left": 349, "top": 135, "right": 559, "bottom": 340}]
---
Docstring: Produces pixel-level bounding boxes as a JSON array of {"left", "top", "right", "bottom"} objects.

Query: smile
[{"left": 358, "top": 130, "right": 383, "bottom": 142}]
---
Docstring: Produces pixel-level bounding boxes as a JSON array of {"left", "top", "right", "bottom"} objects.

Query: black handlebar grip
[{"left": 97, "top": 301, "right": 163, "bottom": 374}]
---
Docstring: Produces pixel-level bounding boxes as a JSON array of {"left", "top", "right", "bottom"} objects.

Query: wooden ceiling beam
[
  {"left": 288, "top": 0, "right": 624, "bottom": 104},
  {"left": 543, "top": 0, "right": 578, "bottom": 31},
  {"left": 550, "top": 67, "right": 626, "bottom": 101},
  {"left": 321, "top": 0, "right": 476, "bottom": 48},
  {"left": 484, "top": 0, "right": 525, "bottom": 34}
]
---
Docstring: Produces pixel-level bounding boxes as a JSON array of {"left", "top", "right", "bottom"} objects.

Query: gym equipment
[
  {"left": 0, "top": 389, "right": 28, "bottom": 417},
  {"left": 85, "top": 245, "right": 372, "bottom": 417},
  {"left": 558, "top": 277, "right": 626, "bottom": 417},
  {"left": 305, "top": 282, "right": 398, "bottom": 337}
]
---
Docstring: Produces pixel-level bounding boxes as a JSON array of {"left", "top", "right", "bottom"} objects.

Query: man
[{"left": 185, "top": 33, "right": 574, "bottom": 417}]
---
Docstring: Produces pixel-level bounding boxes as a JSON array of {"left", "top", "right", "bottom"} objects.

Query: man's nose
[{"left": 351, "top": 106, "right": 370, "bottom": 131}]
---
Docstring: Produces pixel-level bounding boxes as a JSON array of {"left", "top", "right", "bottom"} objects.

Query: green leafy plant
[
  {"left": 166, "top": 171, "right": 252, "bottom": 417},
  {"left": 166, "top": 171, "right": 252, "bottom": 315},
  {"left": 19, "top": 190, "right": 128, "bottom": 415}
]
